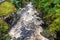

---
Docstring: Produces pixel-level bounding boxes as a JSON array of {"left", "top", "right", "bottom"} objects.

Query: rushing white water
[{"left": 9, "top": 2, "right": 49, "bottom": 40}]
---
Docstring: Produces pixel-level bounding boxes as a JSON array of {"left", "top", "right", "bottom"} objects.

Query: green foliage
[
  {"left": 0, "top": 0, "right": 60, "bottom": 39},
  {"left": 0, "top": 1, "right": 15, "bottom": 40},
  {"left": 0, "top": 19, "right": 9, "bottom": 32},
  {"left": 0, "top": 1, "right": 16, "bottom": 17},
  {"left": 0, "top": 19, "right": 10, "bottom": 40},
  {"left": 3, "top": 34, "right": 11, "bottom": 40},
  {"left": 42, "top": 18, "right": 60, "bottom": 38},
  {"left": 49, "top": 18, "right": 60, "bottom": 31},
  {"left": 32, "top": 0, "right": 60, "bottom": 38}
]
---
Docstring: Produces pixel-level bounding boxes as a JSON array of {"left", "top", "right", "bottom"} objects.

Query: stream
[{"left": 9, "top": 2, "right": 49, "bottom": 40}]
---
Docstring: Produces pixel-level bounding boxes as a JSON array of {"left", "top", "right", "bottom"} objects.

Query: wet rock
[
  {"left": 4, "top": 12, "right": 19, "bottom": 26},
  {"left": 0, "top": 0, "right": 4, "bottom": 3},
  {"left": 41, "top": 31, "right": 56, "bottom": 40},
  {"left": 36, "top": 35, "right": 42, "bottom": 40}
]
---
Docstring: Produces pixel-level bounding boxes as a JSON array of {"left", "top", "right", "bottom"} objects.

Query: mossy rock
[{"left": 0, "top": 1, "right": 16, "bottom": 17}]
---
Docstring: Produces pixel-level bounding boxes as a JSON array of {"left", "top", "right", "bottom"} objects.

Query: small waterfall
[{"left": 9, "top": 2, "right": 49, "bottom": 40}]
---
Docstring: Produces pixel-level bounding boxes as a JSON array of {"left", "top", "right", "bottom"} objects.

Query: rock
[
  {"left": 41, "top": 31, "right": 56, "bottom": 40},
  {"left": 36, "top": 35, "right": 42, "bottom": 40},
  {"left": 4, "top": 12, "right": 19, "bottom": 26},
  {"left": 0, "top": 0, "right": 4, "bottom": 3}
]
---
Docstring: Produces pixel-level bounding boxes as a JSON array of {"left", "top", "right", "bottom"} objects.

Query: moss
[{"left": 0, "top": 1, "right": 16, "bottom": 17}]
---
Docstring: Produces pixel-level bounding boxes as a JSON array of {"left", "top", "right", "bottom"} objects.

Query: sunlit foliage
[{"left": 0, "top": 1, "right": 16, "bottom": 17}]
